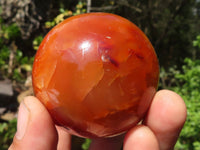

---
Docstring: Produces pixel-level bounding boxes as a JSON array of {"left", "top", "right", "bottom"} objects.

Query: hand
[{"left": 9, "top": 90, "right": 187, "bottom": 150}]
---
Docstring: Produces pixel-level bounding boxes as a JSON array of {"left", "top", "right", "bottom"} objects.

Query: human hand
[{"left": 9, "top": 90, "right": 186, "bottom": 150}]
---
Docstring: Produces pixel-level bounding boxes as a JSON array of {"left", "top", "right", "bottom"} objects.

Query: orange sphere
[{"left": 32, "top": 13, "right": 159, "bottom": 138}]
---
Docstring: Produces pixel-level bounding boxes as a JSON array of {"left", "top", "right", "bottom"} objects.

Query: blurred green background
[{"left": 0, "top": 0, "right": 200, "bottom": 149}]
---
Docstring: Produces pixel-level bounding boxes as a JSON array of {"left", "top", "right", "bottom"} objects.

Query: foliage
[
  {"left": 0, "top": 18, "right": 19, "bottom": 78},
  {"left": 172, "top": 58, "right": 200, "bottom": 150},
  {"left": 159, "top": 35, "right": 200, "bottom": 149},
  {"left": 12, "top": 50, "right": 34, "bottom": 81},
  {"left": 45, "top": 1, "right": 87, "bottom": 28},
  {"left": 170, "top": 36, "right": 200, "bottom": 150},
  {"left": 0, "top": 23, "right": 20, "bottom": 40},
  {"left": 0, "top": 46, "right": 34, "bottom": 81},
  {"left": 159, "top": 65, "right": 180, "bottom": 89},
  {"left": 0, "top": 46, "right": 10, "bottom": 70},
  {"left": 0, "top": 18, "right": 20, "bottom": 46},
  {"left": 33, "top": 35, "right": 43, "bottom": 50},
  {"left": 82, "top": 138, "right": 91, "bottom": 150},
  {"left": 193, "top": 35, "right": 200, "bottom": 48},
  {"left": 0, "top": 17, "right": 33, "bottom": 81},
  {"left": 0, "top": 119, "right": 17, "bottom": 150}
]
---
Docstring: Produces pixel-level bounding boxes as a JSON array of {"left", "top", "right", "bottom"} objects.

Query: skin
[{"left": 9, "top": 89, "right": 187, "bottom": 150}]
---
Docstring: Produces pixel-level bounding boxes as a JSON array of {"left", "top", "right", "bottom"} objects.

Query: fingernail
[{"left": 16, "top": 101, "right": 29, "bottom": 140}]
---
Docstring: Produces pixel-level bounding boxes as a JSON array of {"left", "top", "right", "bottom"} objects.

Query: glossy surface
[{"left": 32, "top": 13, "right": 159, "bottom": 138}]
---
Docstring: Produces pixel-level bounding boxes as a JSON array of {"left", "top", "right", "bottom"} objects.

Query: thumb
[{"left": 9, "top": 96, "right": 58, "bottom": 150}]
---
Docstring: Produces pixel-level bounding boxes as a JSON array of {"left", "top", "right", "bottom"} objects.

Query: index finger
[{"left": 143, "top": 90, "right": 187, "bottom": 150}]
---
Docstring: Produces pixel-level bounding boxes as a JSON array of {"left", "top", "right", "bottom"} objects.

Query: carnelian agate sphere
[{"left": 32, "top": 13, "right": 159, "bottom": 138}]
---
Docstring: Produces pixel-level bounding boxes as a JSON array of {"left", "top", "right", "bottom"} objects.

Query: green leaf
[{"left": 82, "top": 138, "right": 91, "bottom": 150}]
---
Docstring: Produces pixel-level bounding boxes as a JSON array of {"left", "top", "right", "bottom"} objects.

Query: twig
[
  {"left": 87, "top": 0, "right": 91, "bottom": 13},
  {"left": 8, "top": 42, "right": 17, "bottom": 76},
  {"left": 116, "top": 0, "right": 142, "bottom": 13},
  {"left": 90, "top": 5, "right": 118, "bottom": 11}
]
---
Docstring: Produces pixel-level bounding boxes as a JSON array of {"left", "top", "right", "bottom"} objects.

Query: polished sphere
[{"left": 32, "top": 13, "right": 159, "bottom": 138}]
